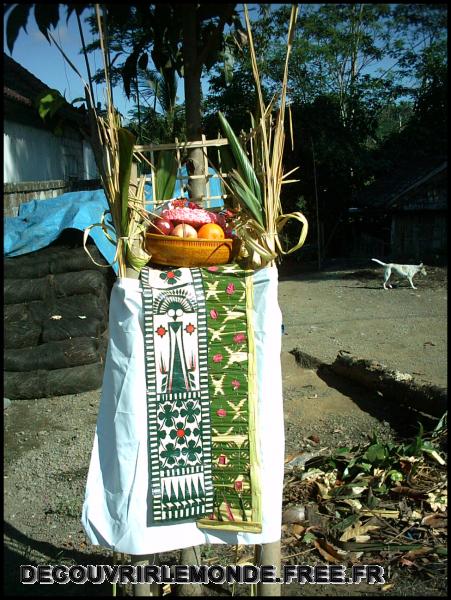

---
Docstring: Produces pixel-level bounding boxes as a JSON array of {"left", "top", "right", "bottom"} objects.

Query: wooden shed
[{"left": 349, "top": 159, "right": 447, "bottom": 263}]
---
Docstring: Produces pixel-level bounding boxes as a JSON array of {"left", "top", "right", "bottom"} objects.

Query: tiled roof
[
  {"left": 4, "top": 53, "right": 51, "bottom": 104},
  {"left": 3, "top": 52, "right": 87, "bottom": 125}
]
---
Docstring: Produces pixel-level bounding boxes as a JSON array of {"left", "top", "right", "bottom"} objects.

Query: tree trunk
[
  {"left": 181, "top": 5, "right": 206, "bottom": 203},
  {"left": 178, "top": 546, "right": 204, "bottom": 597}
]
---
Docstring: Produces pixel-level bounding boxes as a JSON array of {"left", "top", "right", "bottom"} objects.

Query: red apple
[
  {"left": 172, "top": 223, "right": 198, "bottom": 238},
  {"left": 150, "top": 217, "right": 174, "bottom": 235}
]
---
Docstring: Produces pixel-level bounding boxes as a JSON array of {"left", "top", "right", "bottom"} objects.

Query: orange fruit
[{"left": 197, "top": 223, "right": 225, "bottom": 240}]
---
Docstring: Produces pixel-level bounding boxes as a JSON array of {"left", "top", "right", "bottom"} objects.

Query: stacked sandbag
[{"left": 4, "top": 243, "right": 114, "bottom": 399}]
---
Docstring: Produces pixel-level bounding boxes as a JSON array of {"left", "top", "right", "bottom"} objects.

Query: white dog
[{"left": 371, "top": 258, "right": 427, "bottom": 290}]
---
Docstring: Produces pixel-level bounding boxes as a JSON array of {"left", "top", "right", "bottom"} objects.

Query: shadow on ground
[
  {"left": 316, "top": 365, "right": 439, "bottom": 435},
  {"left": 4, "top": 521, "right": 112, "bottom": 596}
]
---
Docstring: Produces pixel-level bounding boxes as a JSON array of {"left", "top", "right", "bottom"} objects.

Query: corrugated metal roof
[{"left": 354, "top": 158, "right": 447, "bottom": 211}]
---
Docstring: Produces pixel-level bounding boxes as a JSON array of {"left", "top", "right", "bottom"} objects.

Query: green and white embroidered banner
[
  {"left": 141, "top": 265, "right": 261, "bottom": 532},
  {"left": 141, "top": 267, "right": 214, "bottom": 523}
]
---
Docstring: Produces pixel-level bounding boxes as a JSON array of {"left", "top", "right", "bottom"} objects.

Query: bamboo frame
[{"left": 136, "top": 137, "right": 230, "bottom": 209}]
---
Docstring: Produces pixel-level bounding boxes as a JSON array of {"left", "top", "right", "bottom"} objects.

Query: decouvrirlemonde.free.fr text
[{"left": 21, "top": 564, "right": 385, "bottom": 585}]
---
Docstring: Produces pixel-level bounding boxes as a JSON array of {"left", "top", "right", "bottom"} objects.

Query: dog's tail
[{"left": 371, "top": 258, "right": 386, "bottom": 267}]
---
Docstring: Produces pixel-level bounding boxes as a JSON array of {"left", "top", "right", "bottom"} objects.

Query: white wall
[{"left": 3, "top": 120, "right": 97, "bottom": 183}]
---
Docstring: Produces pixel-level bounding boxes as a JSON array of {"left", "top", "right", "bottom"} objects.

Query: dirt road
[{"left": 279, "top": 263, "right": 447, "bottom": 388}]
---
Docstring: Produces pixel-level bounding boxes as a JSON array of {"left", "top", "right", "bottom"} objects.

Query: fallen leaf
[
  {"left": 354, "top": 535, "right": 371, "bottom": 543},
  {"left": 390, "top": 486, "right": 427, "bottom": 499},
  {"left": 291, "top": 524, "right": 306, "bottom": 538},
  {"left": 382, "top": 583, "right": 395, "bottom": 591},
  {"left": 403, "top": 548, "right": 433, "bottom": 560},
  {"left": 421, "top": 513, "right": 447, "bottom": 529},
  {"left": 340, "top": 521, "right": 380, "bottom": 542},
  {"left": 50, "top": 315, "right": 62, "bottom": 320},
  {"left": 350, "top": 486, "right": 367, "bottom": 496},
  {"left": 399, "top": 558, "right": 415, "bottom": 567},
  {"left": 313, "top": 539, "right": 348, "bottom": 564},
  {"left": 426, "top": 491, "right": 448, "bottom": 511},
  {"left": 338, "top": 498, "right": 363, "bottom": 511}
]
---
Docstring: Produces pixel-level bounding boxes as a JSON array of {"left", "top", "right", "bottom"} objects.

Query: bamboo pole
[
  {"left": 135, "top": 139, "right": 229, "bottom": 153},
  {"left": 130, "top": 555, "right": 161, "bottom": 596},
  {"left": 178, "top": 546, "right": 204, "bottom": 597},
  {"left": 255, "top": 542, "right": 282, "bottom": 596}
]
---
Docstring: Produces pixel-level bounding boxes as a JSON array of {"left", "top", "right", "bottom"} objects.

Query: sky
[{"left": 4, "top": 7, "right": 135, "bottom": 119}]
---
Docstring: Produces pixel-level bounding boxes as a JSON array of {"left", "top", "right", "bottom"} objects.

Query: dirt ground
[
  {"left": 279, "top": 261, "right": 447, "bottom": 388},
  {"left": 3, "top": 262, "right": 448, "bottom": 596}
]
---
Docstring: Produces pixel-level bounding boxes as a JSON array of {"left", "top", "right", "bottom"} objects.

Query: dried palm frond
[
  {"left": 218, "top": 4, "right": 308, "bottom": 268},
  {"left": 49, "top": 4, "right": 151, "bottom": 276}
]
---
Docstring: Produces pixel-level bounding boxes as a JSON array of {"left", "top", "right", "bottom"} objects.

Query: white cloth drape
[{"left": 81, "top": 266, "right": 284, "bottom": 555}]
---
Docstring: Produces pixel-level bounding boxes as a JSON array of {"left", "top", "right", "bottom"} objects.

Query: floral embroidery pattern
[
  {"left": 180, "top": 401, "right": 201, "bottom": 423},
  {"left": 202, "top": 264, "right": 255, "bottom": 527},
  {"left": 156, "top": 325, "right": 167, "bottom": 338},
  {"left": 231, "top": 379, "right": 241, "bottom": 390},
  {"left": 160, "top": 269, "right": 182, "bottom": 284},
  {"left": 185, "top": 323, "right": 196, "bottom": 335}
]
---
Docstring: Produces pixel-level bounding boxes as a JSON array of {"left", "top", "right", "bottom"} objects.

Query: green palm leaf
[
  {"left": 117, "top": 127, "right": 137, "bottom": 234},
  {"left": 155, "top": 150, "right": 178, "bottom": 201},
  {"left": 228, "top": 170, "right": 264, "bottom": 226},
  {"left": 218, "top": 111, "right": 263, "bottom": 225}
]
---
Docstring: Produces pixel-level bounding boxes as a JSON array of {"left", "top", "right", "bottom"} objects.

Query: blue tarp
[
  {"left": 4, "top": 189, "right": 120, "bottom": 273},
  {"left": 4, "top": 168, "right": 224, "bottom": 276}
]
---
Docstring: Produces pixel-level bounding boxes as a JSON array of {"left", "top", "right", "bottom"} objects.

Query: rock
[{"left": 4, "top": 397, "right": 12, "bottom": 410}]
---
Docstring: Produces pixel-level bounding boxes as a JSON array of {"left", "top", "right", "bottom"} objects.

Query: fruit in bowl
[
  {"left": 149, "top": 216, "right": 174, "bottom": 235},
  {"left": 172, "top": 223, "right": 198, "bottom": 238},
  {"left": 197, "top": 223, "right": 225, "bottom": 240}
]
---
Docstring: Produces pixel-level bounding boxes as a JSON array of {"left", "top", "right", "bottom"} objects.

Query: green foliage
[
  {"left": 117, "top": 127, "right": 137, "bottom": 234},
  {"left": 322, "top": 421, "right": 446, "bottom": 499},
  {"left": 218, "top": 111, "right": 263, "bottom": 226},
  {"left": 154, "top": 150, "right": 178, "bottom": 202}
]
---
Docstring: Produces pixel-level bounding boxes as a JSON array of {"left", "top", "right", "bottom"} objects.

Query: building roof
[
  {"left": 353, "top": 158, "right": 447, "bottom": 212},
  {"left": 3, "top": 52, "right": 87, "bottom": 127}
]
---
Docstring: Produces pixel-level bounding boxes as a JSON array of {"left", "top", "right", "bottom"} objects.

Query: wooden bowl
[{"left": 145, "top": 233, "right": 240, "bottom": 267}]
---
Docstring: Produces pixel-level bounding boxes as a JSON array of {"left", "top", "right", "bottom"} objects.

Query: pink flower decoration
[
  {"left": 213, "top": 354, "right": 223, "bottom": 363},
  {"left": 208, "top": 266, "right": 219, "bottom": 272},
  {"left": 226, "top": 282, "right": 235, "bottom": 295},
  {"left": 210, "top": 309, "right": 218, "bottom": 320},
  {"left": 233, "top": 333, "right": 246, "bottom": 344},
  {"left": 231, "top": 379, "right": 240, "bottom": 390},
  {"left": 216, "top": 408, "right": 227, "bottom": 417}
]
